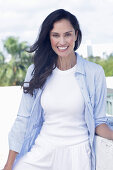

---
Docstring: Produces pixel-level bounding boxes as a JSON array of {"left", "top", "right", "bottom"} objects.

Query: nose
[{"left": 59, "top": 36, "right": 66, "bottom": 45}]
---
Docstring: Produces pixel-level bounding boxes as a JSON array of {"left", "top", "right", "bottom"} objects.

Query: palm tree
[{"left": 1, "top": 36, "right": 33, "bottom": 86}]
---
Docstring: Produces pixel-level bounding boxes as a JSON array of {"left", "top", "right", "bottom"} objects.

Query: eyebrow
[{"left": 51, "top": 31, "right": 73, "bottom": 34}]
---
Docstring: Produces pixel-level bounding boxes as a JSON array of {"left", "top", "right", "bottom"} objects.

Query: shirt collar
[{"left": 75, "top": 52, "right": 86, "bottom": 76}]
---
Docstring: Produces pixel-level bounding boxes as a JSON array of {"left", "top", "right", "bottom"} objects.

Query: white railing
[{"left": 106, "top": 94, "right": 113, "bottom": 116}]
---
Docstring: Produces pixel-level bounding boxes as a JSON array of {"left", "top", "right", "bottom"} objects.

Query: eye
[
  {"left": 52, "top": 34, "right": 59, "bottom": 37},
  {"left": 65, "top": 33, "right": 71, "bottom": 37}
]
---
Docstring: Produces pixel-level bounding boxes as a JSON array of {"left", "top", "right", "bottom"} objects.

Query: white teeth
[{"left": 58, "top": 47, "right": 68, "bottom": 50}]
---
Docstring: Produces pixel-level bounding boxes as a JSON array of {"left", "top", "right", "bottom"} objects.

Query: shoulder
[
  {"left": 82, "top": 57, "right": 104, "bottom": 76},
  {"left": 25, "top": 64, "right": 35, "bottom": 81},
  {"left": 27, "top": 64, "right": 34, "bottom": 74}
]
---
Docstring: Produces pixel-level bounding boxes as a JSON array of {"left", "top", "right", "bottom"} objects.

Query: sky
[{"left": 0, "top": 0, "right": 113, "bottom": 57}]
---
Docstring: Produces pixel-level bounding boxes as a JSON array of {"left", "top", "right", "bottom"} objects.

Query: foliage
[
  {"left": 0, "top": 36, "right": 33, "bottom": 86},
  {"left": 87, "top": 54, "right": 113, "bottom": 77},
  {"left": 0, "top": 51, "right": 5, "bottom": 64}
]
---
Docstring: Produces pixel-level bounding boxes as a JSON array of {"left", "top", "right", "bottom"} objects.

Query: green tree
[
  {"left": 87, "top": 54, "right": 113, "bottom": 77},
  {"left": 0, "top": 51, "right": 6, "bottom": 86},
  {"left": 0, "top": 36, "right": 33, "bottom": 86},
  {"left": 0, "top": 51, "right": 5, "bottom": 64}
]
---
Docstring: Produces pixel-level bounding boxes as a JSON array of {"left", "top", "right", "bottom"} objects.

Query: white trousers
[{"left": 13, "top": 139, "right": 91, "bottom": 170}]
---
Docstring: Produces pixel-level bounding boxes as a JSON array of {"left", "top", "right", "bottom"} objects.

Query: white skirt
[{"left": 13, "top": 137, "right": 91, "bottom": 170}]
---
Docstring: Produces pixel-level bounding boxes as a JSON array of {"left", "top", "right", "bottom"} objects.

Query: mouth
[{"left": 57, "top": 46, "right": 68, "bottom": 51}]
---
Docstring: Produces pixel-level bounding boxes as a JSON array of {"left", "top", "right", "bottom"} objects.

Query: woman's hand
[{"left": 95, "top": 123, "right": 113, "bottom": 140}]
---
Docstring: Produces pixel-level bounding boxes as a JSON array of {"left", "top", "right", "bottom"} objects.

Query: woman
[{"left": 3, "top": 9, "right": 113, "bottom": 170}]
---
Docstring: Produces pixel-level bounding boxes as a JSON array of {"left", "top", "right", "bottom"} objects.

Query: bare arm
[
  {"left": 95, "top": 123, "right": 113, "bottom": 140},
  {"left": 3, "top": 150, "right": 18, "bottom": 170}
]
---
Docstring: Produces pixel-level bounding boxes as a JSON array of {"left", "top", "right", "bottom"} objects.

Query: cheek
[
  {"left": 50, "top": 38, "right": 57, "bottom": 48},
  {"left": 69, "top": 38, "right": 75, "bottom": 47}
]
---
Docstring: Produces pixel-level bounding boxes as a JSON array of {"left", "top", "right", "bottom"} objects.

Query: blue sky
[{"left": 0, "top": 0, "right": 113, "bottom": 56}]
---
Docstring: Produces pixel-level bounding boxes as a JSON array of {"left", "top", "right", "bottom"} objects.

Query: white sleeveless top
[{"left": 36, "top": 64, "right": 89, "bottom": 145}]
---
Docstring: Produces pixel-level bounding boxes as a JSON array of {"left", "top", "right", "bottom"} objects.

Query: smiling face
[{"left": 50, "top": 19, "right": 78, "bottom": 58}]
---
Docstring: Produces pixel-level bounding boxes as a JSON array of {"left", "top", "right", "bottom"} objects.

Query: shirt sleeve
[
  {"left": 94, "top": 66, "right": 108, "bottom": 127},
  {"left": 8, "top": 64, "right": 35, "bottom": 153},
  {"left": 17, "top": 64, "right": 35, "bottom": 117}
]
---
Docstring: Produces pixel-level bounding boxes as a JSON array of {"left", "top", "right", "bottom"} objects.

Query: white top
[{"left": 36, "top": 64, "right": 89, "bottom": 145}]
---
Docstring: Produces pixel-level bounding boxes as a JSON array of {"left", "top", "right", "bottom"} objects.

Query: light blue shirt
[{"left": 9, "top": 53, "right": 107, "bottom": 170}]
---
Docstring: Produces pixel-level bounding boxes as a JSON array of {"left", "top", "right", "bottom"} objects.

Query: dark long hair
[{"left": 23, "top": 9, "right": 82, "bottom": 96}]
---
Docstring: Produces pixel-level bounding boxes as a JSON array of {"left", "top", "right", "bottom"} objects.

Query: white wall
[
  {"left": 0, "top": 86, "right": 22, "bottom": 169},
  {"left": 96, "top": 136, "right": 113, "bottom": 170},
  {"left": 106, "top": 77, "right": 113, "bottom": 89}
]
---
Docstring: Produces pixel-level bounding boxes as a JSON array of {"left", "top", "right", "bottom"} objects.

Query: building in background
[
  {"left": 87, "top": 40, "right": 93, "bottom": 57},
  {"left": 77, "top": 41, "right": 113, "bottom": 58}
]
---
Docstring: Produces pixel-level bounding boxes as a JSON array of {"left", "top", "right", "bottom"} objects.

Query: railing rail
[{"left": 106, "top": 90, "right": 113, "bottom": 116}]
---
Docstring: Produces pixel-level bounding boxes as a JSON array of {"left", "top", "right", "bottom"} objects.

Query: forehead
[{"left": 51, "top": 19, "right": 74, "bottom": 32}]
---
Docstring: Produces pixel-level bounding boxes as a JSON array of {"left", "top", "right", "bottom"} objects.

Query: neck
[{"left": 57, "top": 52, "right": 76, "bottom": 71}]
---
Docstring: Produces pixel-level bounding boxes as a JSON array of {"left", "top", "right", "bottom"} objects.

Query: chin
[{"left": 57, "top": 54, "right": 68, "bottom": 58}]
